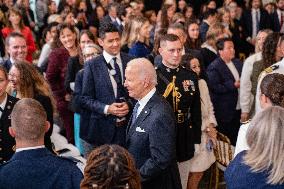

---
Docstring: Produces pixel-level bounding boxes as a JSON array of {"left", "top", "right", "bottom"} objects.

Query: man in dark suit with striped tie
[{"left": 81, "top": 23, "right": 133, "bottom": 148}]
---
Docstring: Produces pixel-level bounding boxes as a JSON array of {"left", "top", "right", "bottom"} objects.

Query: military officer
[
  {"left": 0, "top": 66, "right": 18, "bottom": 163},
  {"left": 156, "top": 34, "right": 202, "bottom": 162},
  {"left": 255, "top": 58, "right": 284, "bottom": 113}
]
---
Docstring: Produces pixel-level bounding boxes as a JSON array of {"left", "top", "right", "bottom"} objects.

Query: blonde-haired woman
[
  {"left": 225, "top": 106, "right": 284, "bottom": 188},
  {"left": 122, "top": 16, "right": 152, "bottom": 58}
]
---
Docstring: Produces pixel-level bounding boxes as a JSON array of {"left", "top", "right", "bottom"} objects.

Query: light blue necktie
[{"left": 131, "top": 102, "right": 140, "bottom": 125}]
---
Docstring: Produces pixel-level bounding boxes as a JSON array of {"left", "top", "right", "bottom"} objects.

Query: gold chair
[{"left": 209, "top": 132, "right": 234, "bottom": 189}]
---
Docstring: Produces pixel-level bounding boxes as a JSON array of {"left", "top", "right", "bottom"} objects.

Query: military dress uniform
[
  {"left": 156, "top": 64, "right": 202, "bottom": 162},
  {"left": 255, "top": 59, "right": 284, "bottom": 113},
  {"left": 0, "top": 94, "right": 18, "bottom": 164}
]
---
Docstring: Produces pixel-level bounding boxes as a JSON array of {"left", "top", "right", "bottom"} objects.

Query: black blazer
[
  {"left": 271, "top": 11, "right": 281, "bottom": 32},
  {"left": 240, "top": 8, "right": 271, "bottom": 39},
  {"left": 0, "top": 94, "right": 18, "bottom": 163},
  {"left": 64, "top": 55, "right": 83, "bottom": 93},
  {"left": 0, "top": 59, "right": 12, "bottom": 72},
  {"left": 126, "top": 92, "right": 182, "bottom": 189}
]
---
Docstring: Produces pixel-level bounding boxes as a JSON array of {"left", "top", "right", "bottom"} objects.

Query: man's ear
[
  {"left": 45, "top": 121, "right": 50, "bottom": 133},
  {"left": 5, "top": 45, "right": 10, "bottom": 55},
  {"left": 158, "top": 47, "right": 162, "bottom": 55},
  {"left": 9, "top": 127, "right": 16, "bottom": 138},
  {"left": 98, "top": 38, "right": 104, "bottom": 47}
]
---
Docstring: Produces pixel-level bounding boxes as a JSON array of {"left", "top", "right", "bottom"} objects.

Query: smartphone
[{"left": 206, "top": 139, "right": 214, "bottom": 152}]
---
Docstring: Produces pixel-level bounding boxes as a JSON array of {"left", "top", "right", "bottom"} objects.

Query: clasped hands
[{"left": 107, "top": 102, "right": 129, "bottom": 117}]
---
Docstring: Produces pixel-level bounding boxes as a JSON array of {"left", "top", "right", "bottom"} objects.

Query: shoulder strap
[{"left": 156, "top": 69, "right": 170, "bottom": 85}]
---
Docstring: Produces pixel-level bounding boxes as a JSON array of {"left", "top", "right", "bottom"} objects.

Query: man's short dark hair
[
  {"left": 107, "top": 2, "right": 119, "bottom": 11},
  {"left": 99, "top": 23, "right": 120, "bottom": 39},
  {"left": 167, "top": 23, "right": 186, "bottom": 34},
  {"left": 203, "top": 8, "right": 217, "bottom": 20},
  {"left": 216, "top": 37, "right": 233, "bottom": 51},
  {"left": 11, "top": 98, "right": 47, "bottom": 142},
  {"left": 5, "top": 32, "right": 25, "bottom": 47},
  {"left": 160, "top": 34, "right": 180, "bottom": 46}
]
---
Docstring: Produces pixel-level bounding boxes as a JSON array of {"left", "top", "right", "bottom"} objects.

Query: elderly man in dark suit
[
  {"left": 0, "top": 32, "right": 27, "bottom": 72},
  {"left": 125, "top": 58, "right": 182, "bottom": 189},
  {"left": 0, "top": 98, "right": 83, "bottom": 189},
  {"left": 81, "top": 23, "right": 133, "bottom": 148},
  {"left": 207, "top": 38, "right": 243, "bottom": 145},
  {"left": 0, "top": 66, "right": 18, "bottom": 164}
]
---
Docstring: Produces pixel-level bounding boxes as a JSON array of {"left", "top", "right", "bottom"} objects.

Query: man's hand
[
  {"left": 206, "top": 123, "right": 217, "bottom": 139},
  {"left": 241, "top": 112, "right": 249, "bottom": 123},
  {"left": 107, "top": 102, "right": 129, "bottom": 117},
  {"left": 234, "top": 80, "right": 240, "bottom": 88}
]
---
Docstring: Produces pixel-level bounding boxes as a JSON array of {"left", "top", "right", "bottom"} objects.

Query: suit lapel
[
  {"left": 232, "top": 60, "right": 242, "bottom": 75},
  {"left": 219, "top": 58, "right": 235, "bottom": 81},
  {"left": 99, "top": 55, "right": 116, "bottom": 98},
  {"left": 126, "top": 93, "right": 157, "bottom": 141}
]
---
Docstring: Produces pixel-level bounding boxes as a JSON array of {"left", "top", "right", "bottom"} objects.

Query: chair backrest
[{"left": 214, "top": 132, "right": 234, "bottom": 167}]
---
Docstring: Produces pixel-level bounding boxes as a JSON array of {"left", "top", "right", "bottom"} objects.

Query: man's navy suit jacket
[
  {"left": 207, "top": 57, "right": 243, "bottom": 123},
  {"left": 0, "top": 148, "right": 83, "bottom": 189},
  {"left": 126, "top": 92, "right": 182, "bottom": 189},
  {"left": 81, "top": 52, "right": 133, "bottom": 145},
  {"left": 0, "top": 59, "right": 12, "bottom": 72}
]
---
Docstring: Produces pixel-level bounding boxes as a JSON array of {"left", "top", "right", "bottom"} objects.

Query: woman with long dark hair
[{"left": 8, "top": 61, "right": 56, "bottom": 152}]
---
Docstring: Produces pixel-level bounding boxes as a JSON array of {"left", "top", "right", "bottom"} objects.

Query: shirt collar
[
  {"left": 252, "top": 8, "right": 260, "bottom": 13},
  {"left": 103, "top": 50, "right": 121, "bottom": 64},
  {"left": 10, "top": 57, "right": 15, "bottom": 64},
  {"left": 0, "top": 93, "right": 7, "bottom": 111},
  {"left": 16, "top": 145, "right": 45, "bottom": 153},
  {"left": 138, "top": 87, "right": 156, "bottom": 107}
]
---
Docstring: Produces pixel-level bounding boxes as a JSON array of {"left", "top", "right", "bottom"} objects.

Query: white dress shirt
[
  {"left": 240, "top": 52, "right": 262, "bottom": 113},
  {"left": 136, "top": 88, "right": 156, "bottom": 118},
  {"left": 226, "top": 61, "right": 241, "bottom": 110},
  {"left": 110, "top": 15, "right": 122, "bottom": 26},
  {"left": 103, "top": 50, "right": 124, "bottom": 114},
  {"left": 16, "top": 145, "right": 45, "bottom": 153}
]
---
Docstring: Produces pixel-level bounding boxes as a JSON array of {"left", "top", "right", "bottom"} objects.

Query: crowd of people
[{"left": 0, "top": 0, "right": 284, "bottom": 188}]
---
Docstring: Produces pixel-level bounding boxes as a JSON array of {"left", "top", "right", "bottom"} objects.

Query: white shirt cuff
[{"left": 104, "top": 105, "right": 109, "bottom": 115}]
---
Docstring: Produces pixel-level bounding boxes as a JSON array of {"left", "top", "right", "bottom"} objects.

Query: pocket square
[{"left": 135, "top": 127, "right": 145, "bottom": 133}]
